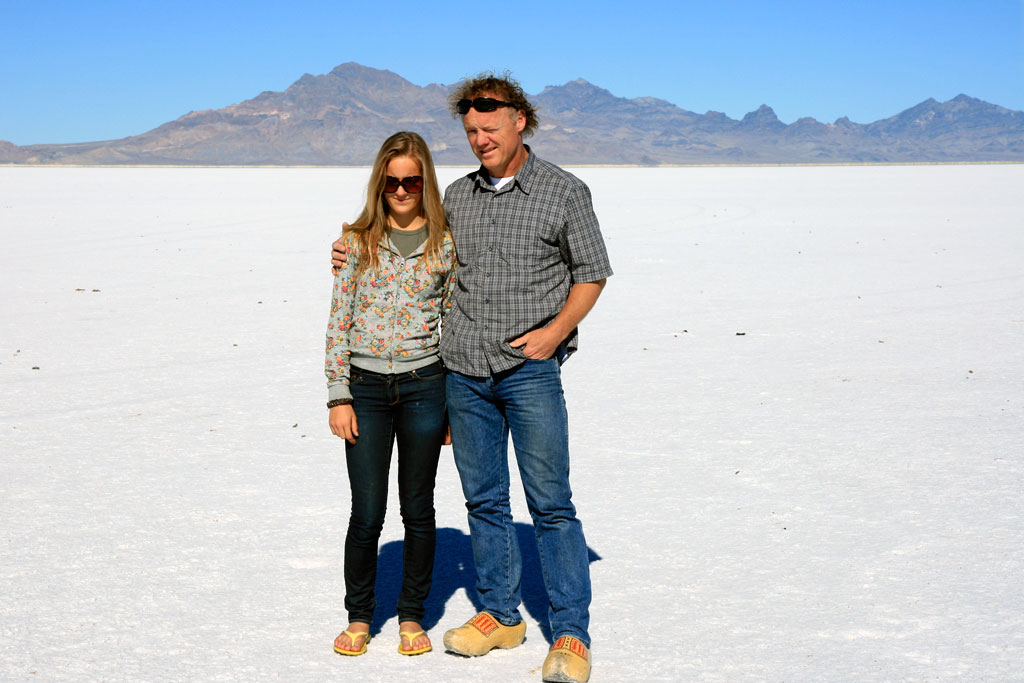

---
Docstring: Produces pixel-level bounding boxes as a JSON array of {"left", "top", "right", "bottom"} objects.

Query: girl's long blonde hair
[{"left": 345, "top": 131, "right": 449, "bottom": 276}]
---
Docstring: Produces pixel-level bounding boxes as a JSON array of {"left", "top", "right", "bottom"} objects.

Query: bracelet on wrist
[{"left": 327, "top": 398, "right": 354, "bottom": 408}]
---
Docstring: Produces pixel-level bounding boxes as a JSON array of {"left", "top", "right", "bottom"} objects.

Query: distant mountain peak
[
  {"left": 535, "top": 79, "right": 623, "bottom": 113},
  {"left": 330, "top": 62, "right": 389, "bottom": 76},
  {"left": 740, "top": 104, "right": 785, "bottom": 130},
  {"left": 540, "top": 78, "right": 613, "bottom": 97}
]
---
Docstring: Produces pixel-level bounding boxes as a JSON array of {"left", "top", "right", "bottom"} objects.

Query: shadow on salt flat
[{"left": 370, "top": 523, "right": 601, "bottom": 644}]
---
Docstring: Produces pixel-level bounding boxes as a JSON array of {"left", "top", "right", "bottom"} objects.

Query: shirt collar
[{"left": 473, "top": 144, "right": 535, "bottom": 195}]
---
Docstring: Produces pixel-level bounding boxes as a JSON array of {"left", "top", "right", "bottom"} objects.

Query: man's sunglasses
[
  {"left": 383, "top": 175, "right": 424, "bottom": 193},
  {"left": 456, "top": 97, "right": 515, "bottom": 115}
]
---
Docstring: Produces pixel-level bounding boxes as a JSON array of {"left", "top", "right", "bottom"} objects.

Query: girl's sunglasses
[
  {"left": 456, "top": 97, "right": 515, "bottom": 115},
  {"left": 384, "top": 175, "right": 424, "bottom": 193}
]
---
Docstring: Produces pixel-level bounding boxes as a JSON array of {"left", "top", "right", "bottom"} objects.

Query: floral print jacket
[{"left": 325, "top": 229, "right": 456, "bottom": 402}]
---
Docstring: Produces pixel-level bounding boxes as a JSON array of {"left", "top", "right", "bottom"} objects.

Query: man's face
[{"left": 461, "top": 92, "right": 527, "bottom": 178}]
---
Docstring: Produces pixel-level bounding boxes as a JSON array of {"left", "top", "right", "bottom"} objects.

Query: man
[{"left": 333, "top": 73, "right": 611, "bottom": 683}]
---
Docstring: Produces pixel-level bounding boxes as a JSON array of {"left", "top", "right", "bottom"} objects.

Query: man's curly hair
[{"left": 448, "top": 71, "right": 539, "bottom": 138}]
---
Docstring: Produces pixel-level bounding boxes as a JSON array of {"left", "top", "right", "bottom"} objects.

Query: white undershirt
[{"left": 487, "top": 174, "right": 515, "bottom": 190}]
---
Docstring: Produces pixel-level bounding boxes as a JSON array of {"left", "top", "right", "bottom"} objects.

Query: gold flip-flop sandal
[
  {"left": 333, "top": 629, "right": 371, "bottom": 656},
  {"left": 398, "top": 629, "right": 432, "bottom": 656}
]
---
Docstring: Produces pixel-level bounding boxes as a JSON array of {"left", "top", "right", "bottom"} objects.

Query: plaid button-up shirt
[{"left": 441, "top": 148, "right": 613, "bottom": 376}]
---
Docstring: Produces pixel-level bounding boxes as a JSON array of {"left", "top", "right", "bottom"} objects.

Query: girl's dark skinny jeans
[{"left": 343, "top": 361, "right": 445, "bottom": 624}]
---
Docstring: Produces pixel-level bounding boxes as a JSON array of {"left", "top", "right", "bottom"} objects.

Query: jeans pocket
[{"left": 409, "top": 362, "right": 443, "bottom": 382}]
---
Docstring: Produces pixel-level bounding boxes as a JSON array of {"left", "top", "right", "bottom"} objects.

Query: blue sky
[{"left": 2, "top": 0, "right": 1022, "bottom": 145}]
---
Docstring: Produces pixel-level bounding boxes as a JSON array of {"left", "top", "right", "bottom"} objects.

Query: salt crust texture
[{"left": 1, "top": 164, "right": 1022, "bottom": 681}]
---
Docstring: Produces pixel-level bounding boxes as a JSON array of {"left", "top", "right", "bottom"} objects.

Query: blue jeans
[
  {"left": 343, "top": 362, "right": 445, "bottom": 624},
  {"left": 446, "top": 358, "right": 591, "bottom": 646}
]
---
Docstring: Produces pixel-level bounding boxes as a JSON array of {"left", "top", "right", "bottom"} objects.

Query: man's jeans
[
  {"left": 446, "top": 358, "right": 592, "bottom": 646},
  {"left": 343, "top": 362, "right": 445, "bottom": 624}
]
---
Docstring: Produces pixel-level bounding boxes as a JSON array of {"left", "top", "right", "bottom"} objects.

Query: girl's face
[{"left": 383, "top": 155, "right": 423, "bottom": 223}]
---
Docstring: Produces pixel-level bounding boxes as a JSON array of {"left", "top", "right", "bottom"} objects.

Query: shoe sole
[
  {"left": 443, "top": 644, "right": 520, "bottom": 657},
  {"left": 443, "top": 638, "right": 524, "bottom": 657}
]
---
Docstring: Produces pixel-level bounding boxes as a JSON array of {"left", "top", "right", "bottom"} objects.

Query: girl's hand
[{"left": 329, "top": 404, "right": 358, "bottom": 444}]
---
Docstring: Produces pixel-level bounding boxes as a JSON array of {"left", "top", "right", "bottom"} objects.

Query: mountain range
[{"left": 3, "top": 62, "right": 1023, "bottom": 165}]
